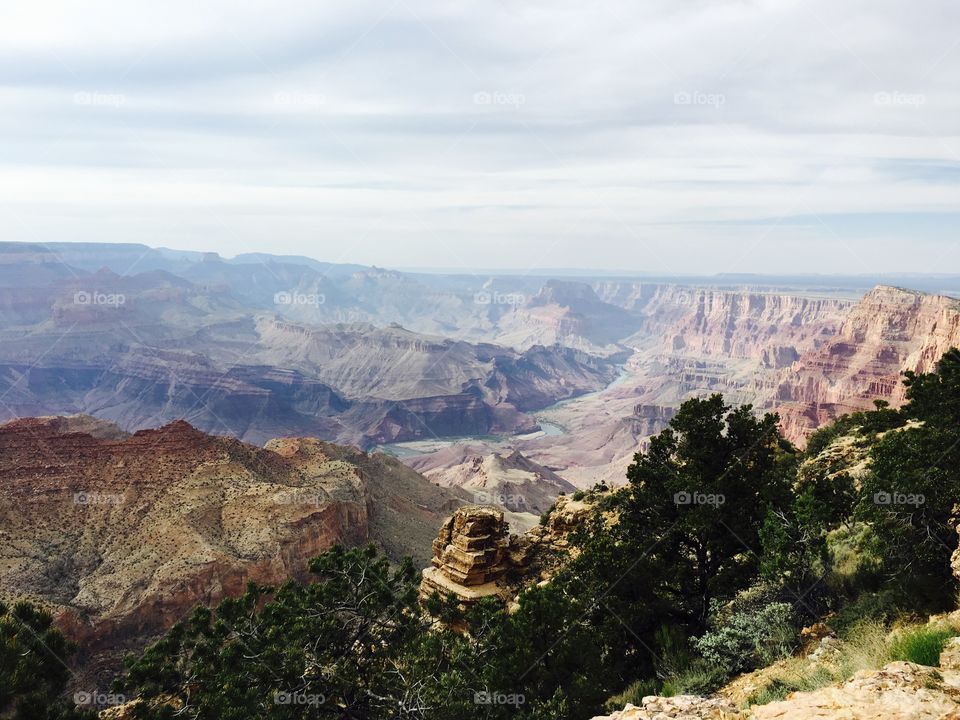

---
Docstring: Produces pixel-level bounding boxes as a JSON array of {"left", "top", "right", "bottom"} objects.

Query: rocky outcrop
[
  {"left": 597, "top": 662, "right": 960, "bottom": 719},
  {"left": 950, "top": 522, "right": 960, "bottom": 589},
  {"left": 420, "top": 506, "right": 513, "bottom": 605},
  {"left": 629, "top": 404, "right": 678, "bottom": 437},
  {"left": 591, "top": 697, "right": 741, "bottom": 719},
  {"left": 750, "top": 662, "right": 960, "bottom": 719},
  {"left": 776, "top": 286, "right": 960, "bottom": 442},
  {"left": 419, "top": 494, "right": 607, "bottom": 609},
  {"left": 0, "top": 416, "right": 465, "bottom": 686}
]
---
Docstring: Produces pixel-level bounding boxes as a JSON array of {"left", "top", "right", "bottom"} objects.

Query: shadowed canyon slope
[
  {"left": 0, "top": 259, "right": 619, "bottom": 447},
  {"left": 0, "top": 416, "right": 467, "bottom": 684}
]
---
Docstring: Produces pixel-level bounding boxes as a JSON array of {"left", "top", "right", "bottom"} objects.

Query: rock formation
[
  {"left": 420, "top": 506, "right": 513, "bottom": 605},
  {"left": 419, "top": 494, "right": 606, "bottom": 609},
  {"left": 595, "top": 662, "right": 960, "bottom": 719},
  {"left": 776, "top": 286, "right": 960, "bottom": 442},
  {"left": 609, "top": 284, "right": 852, "bottom": 365},
  {"left": 750, "top": 662, "right": 960, "bottom": 719},
  {"left": 629, "top": 404, "right": 678, "bottom": 437},
  {"left": 591, "top": 696, "right": 741, "bottom": 720},
  {"left": 0, "top": 416, "right": 466, "bottom": 686}
]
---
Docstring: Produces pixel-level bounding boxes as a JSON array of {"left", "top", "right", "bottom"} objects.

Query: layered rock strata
[
  {"left": 0, "top": 416, "right": 465, "bottom": 685},
  {"left": 420, "top": 506, "right": 512, "bottom": 604},
  {"left": 776, "top": 286, "right": 960, "bottom": 441},
  {"left": 419, "top": 495, "right": 605, "bottom": 608}
]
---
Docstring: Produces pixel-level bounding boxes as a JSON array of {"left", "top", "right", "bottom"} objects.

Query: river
[{"left": 374, "top": 368, "right": 631, "bottom": 457}]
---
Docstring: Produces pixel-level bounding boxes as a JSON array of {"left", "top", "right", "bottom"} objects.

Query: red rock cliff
[{"left": 775, "top": 286, "right": 960, "bottom": 442}]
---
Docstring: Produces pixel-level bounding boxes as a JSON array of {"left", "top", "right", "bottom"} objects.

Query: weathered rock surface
[
  {"left": 419, "top": 494, "right": 605, "bottom": 609},
  {"left": 609, "top": 284, "right": 851, "bottom": 365},
  {"left": 0, "top": 416, "right": 465, "bottom": 686},
  {"left": 591, "top": 696, "right": 741, "bottom": 719},
  {"left": 597, "top": 662, "right": 960, "bottom": 719},
  {"left": 750, "top": 662, "right": 960, "bottom": 719},
  {"left": 420, "top": 506, "right": 513, "bottom": 605}
]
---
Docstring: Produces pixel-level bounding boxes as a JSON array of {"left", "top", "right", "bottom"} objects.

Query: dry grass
[{"left": 744, "top": 618, "right": 960, "bottom": 708}]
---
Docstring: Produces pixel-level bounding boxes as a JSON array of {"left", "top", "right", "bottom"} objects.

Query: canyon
[
  {"left": 1, "top": 241, "right": 959, "bottom": 543},
  {"left": 0, "top": 261, "right": 619, "bottom": 448},
  {"left": 405, "top": 284, "right": 960, "bottom": 491},
  {"left": 2, "top": 242, "right": 960, "bottom": 718},
  {"left": 0, "top": 415, "right": 468, "bottom": 686}
]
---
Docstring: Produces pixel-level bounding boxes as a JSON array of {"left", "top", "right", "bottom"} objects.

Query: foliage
[
  {"left": 804, "top": 400, "right": 904, "bottom": 458},
  {"left": 902, "top": 347, "right": 960, "bottom": 427},
  {"left": 829, "top": 590, "right": 900, "bottom": 636},
  {"left": 0, "top": 600, "right": 92, "bottom": 720},
  {"left": 122, "top": 546, "right": 463, "bottom": 720},
  {"left": 120, "top": 545, "right": 616, "bottom": 720},
  {"left": 603, "top": 679, "right": 659, "bottom": 712},
  {"left": 658, "top": 659, "right": 729, "bottom": 697},
  {"left": 692, "top": 601, "right": 795, "bottom": 675},
  {"left": 618, "top": 394, "right": 793, "bottom": 630},
  {"left": 854, "top": 349, "right": 960, "bottom": 608}
]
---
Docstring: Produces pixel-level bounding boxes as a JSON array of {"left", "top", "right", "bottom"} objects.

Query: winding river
[{"left": 374, "top": 367, "right": 631, "bottom": 457}]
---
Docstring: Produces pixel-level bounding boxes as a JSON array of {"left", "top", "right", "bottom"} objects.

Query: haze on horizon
[{"left": 2, "top": 0, "right": 959, "bottom": 275}]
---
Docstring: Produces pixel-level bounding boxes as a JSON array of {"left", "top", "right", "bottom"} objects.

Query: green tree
[
  {"left": 0, "top": 600, "right": 91, "bottom": 720},
  {"left": 855, "top": 348, "right": 960, "bottom": 608},
  {"left": 123, "top": 545, "right": 466, "bottom": 720},
  {"left": 618, "top": 395, "right": 792, "bottom": 630},
  {"left": 902, "top": 347, "right": 960, "bottom": 427}
]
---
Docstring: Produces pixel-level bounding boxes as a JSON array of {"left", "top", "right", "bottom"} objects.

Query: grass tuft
[{"left": 888, "top": 626, "right": 956, "bottom": 667}]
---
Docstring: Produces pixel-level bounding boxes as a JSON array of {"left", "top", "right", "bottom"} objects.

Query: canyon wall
[
  {"left": 0, "top": 416, "right": 466, "bottom": 685},
  {"left": 775, "top": 286, "right": 960, "bottom": 441}
]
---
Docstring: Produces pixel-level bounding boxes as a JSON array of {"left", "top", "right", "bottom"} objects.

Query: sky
[{"left": 1, "top": 0, "right": 959, "bottom": 275}]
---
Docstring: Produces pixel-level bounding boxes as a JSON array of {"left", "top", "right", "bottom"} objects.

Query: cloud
[{"left": 0, "top": 0, "right": 959, "bottom": 274}]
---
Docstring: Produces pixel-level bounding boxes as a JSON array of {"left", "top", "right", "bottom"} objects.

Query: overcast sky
[{"left": 2, "top": 0, "right": 959, "bottom": 274}]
